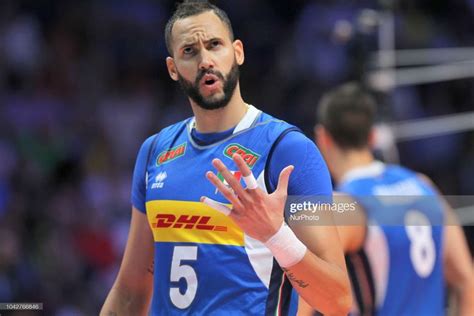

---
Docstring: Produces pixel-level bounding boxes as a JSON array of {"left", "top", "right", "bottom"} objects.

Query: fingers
[
  {"left": 243, "top": 173, "right": 259, "bottom": 190},
  {"left": 275, "top": 165, "right": 294, "bottom": 194},
  {"left": 232, "top": 154, "right": 258, "bottom": 190},
  {"left": 205, "top": 171, "right": 243, "bottom": 208},
  {"left": 212, "top": 158, "right": 248, "bottom": 197},
  {"left": 232, "top": 154, "right": 252, "bottom": 176},
  {"left": 206, "top": 171, "right": 242, "bottom": 207},
  {"left": 201, "top": 196, "right": 232, "bottom": 216}
]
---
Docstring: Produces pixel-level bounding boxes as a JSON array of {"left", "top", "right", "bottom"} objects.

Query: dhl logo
[
  {"left": 157, "top": 143, "right": 187, "bottom": 165},
  {"left": 152, "top": 214, "right": 227, "bottom": 232},
  {"left": 146, "top": 200, "right": 243, "bottom": 246},
  {"left": 223, "top": 143, "right": 260, "bottom": 168}
]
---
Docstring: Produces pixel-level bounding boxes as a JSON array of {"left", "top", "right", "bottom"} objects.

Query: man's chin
[
  {"left": 201, "top": 93, "right": 225, "bottom": 104},
  {"left": 206, "top": 93, "right": 225, "bottom": 103},
  {"left": 195, "top": 95, "right": 229, "bottom": 110}
]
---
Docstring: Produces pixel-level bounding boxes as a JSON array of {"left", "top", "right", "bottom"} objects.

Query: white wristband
[{"left": 264, "top": 223, "right": 307, "bottom": 268}]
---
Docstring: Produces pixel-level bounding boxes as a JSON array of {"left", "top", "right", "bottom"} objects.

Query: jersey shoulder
[
  {"left": 255, "top": 111, "right": 299, "bottom": 137},
  {"left": 383, "top": 164, "right": 417, "bottom": 179},
  {"left": 338, "top": 163, "right": 418, "bottom": 195},
  {"left": 149, "top": 117, "right": 192, "bottom": 151}
]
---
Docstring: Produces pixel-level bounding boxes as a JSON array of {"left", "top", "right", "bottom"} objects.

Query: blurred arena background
[{"left": 0, "top": 0, "right": 473, "bottom": 314}]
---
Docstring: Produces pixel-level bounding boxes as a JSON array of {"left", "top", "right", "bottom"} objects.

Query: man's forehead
[{"left": 172, "top": 11, "right": 229, "bottom": 44}]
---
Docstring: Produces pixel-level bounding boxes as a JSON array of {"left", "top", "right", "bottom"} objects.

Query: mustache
[{"left": 195, "top": 68, "right": 225, "bottom": 84}]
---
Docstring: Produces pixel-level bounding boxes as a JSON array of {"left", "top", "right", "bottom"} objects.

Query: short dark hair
[
  {"left": 317, "top": 82, "right": 376, "bottom": 150},
  {"left": 165, "top": 0, "right": 234, "bottom": 56}
]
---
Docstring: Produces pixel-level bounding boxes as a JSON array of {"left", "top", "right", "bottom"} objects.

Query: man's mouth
[
  {"left": 200, "top": 73, "right": 221, "bottom": 93},
  {"left": 201, "top": 73, "right": 219, "bottom": 86}
]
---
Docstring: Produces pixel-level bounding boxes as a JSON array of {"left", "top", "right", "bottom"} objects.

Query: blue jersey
[
  {"left": 338, "top": 161, "right": 444, "bottom": 316},
  {"left": 131, "top": 106, "right": 332, "bottom": 315}
]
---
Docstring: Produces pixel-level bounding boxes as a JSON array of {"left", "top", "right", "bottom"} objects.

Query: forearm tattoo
[{"left": 282, "top": 267, "right": 309, "bottom": 288}]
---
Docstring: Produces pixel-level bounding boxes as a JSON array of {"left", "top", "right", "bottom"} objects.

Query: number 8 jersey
[
  {"left": 338, "top": 161, "right": 445, "bottom": 316},
  {"left": 131, "top": 106, "right": 300, "bottom": 315}
]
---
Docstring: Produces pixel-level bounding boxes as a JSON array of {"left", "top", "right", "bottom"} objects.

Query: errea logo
[{"left": 151, "top": 171, "right": 167, "bottom": 189}]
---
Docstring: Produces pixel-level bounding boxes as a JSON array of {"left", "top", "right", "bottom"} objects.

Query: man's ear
[
  {"left": 367, "top": 128, "right": 376, "bottom": 148},
  {"left": 315, "top": 125, "right": 330, "bottom": 146},
  {"left": 233, "top": 39, "right": 245, "bottom": 65},
  {"left": 166, "top": 57, "right": 179, "bottom": 81},
  {"left": 314, "top": 125, "right": 320, "bottom": 143}
]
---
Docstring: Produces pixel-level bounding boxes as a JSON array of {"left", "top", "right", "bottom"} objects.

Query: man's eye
[
  {"left": 183, "top": 47, "right": 194, "bottom": 54},
  {"left": 211, "top": 41, "right": 220, "bottom": 48}
]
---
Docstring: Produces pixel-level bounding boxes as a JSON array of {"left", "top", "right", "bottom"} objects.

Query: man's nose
[{"left": 199, "top": 49, "right": 215, "bottom": 70}]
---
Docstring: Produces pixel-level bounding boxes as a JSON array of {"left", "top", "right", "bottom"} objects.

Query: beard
[{"left": 177, "top": 61, "right": 240, "bottom": 110}]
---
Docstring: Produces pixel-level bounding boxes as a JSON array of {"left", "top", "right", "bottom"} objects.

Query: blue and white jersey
[
  {"left": 338, "top": 161, "right": 444, "bottom": 316},
  {"left": 130, "top": 105, "right": 332, "bottom": 315}
]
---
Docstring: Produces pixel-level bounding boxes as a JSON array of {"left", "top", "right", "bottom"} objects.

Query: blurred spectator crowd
[{"left": 0, "top": 0, "right": 473, "bottom": 314}]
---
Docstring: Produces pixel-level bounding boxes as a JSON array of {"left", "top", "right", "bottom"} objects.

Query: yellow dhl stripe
[{"left": 146, "top": 200, "right": 244, "bottom": 246}]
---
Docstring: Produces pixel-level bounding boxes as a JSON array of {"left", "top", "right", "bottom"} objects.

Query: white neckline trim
[
  {"left": 187, "top": 104, "right": 260, "bottom": 135},
  {"left": 234, "top": 105, "right": 260, "bottom": 133},
  {"left": 186, "top": 105, "right": 261, "bottom": 149},
  {"left": 340, "top": 161, "right": 385, "bottom": 185}
]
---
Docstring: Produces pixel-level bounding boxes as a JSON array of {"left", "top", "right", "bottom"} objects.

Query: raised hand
[{"left": 201, "top": 154, "right": 294, "bottom": 242}]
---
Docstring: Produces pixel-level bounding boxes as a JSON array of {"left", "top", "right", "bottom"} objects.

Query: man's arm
[
  {"left": 203, "top": 155, "right": 352, "bottom": 316},
  {"left": 100, "top": 207, "right": 154, "bottom": 316},
  {"left": 417, "top": 174, "right": 474, "bottom": 316},
  {"left": 288, "top": 224, "right": 352, "bottom": 315},
  {"left": 332, "top": 193, "right": 367, "bottom": 253},
  {"left": 335, "top": 225, "right": 366, "bottom": 253},
  {"left": 295, "top": 194, "right": 369, "bottom": 315},
  {"left": 443, "top": 207, "right": 474, "bottom": 316}
]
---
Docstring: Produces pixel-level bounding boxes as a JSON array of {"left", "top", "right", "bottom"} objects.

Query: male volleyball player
[
  {"left": 299, "top": 83, "right": 473, "bottom": 315},
  {"left": 100, "top": 1, "right": 351, "bottom": 315}
]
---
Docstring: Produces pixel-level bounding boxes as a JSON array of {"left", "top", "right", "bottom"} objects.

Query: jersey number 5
[
  {"left": 170, "top": 246, "right": 198, "bottom": 309},
  {"left": 404, "top": 211, "right": 436, "bottom": 278}
]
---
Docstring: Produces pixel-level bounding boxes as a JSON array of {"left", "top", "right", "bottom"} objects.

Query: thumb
[{"left": 275, "top": 165, "right": 294, "bottom": 194}]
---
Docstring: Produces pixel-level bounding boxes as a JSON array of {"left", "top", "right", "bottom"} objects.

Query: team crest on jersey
[
  {"left": 215, "top": 171, "right": 242, "bottom": 194},
  {"left": 156, "top": 142, "right": 187, "bottom": 165},
  {"left": 223, "top": 143, "right": 260, "bottom": 168}
]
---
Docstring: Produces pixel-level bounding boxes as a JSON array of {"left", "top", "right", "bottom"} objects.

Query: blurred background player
[{"left": 298, "top": 82, "right": 473, "bottom": 315}]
